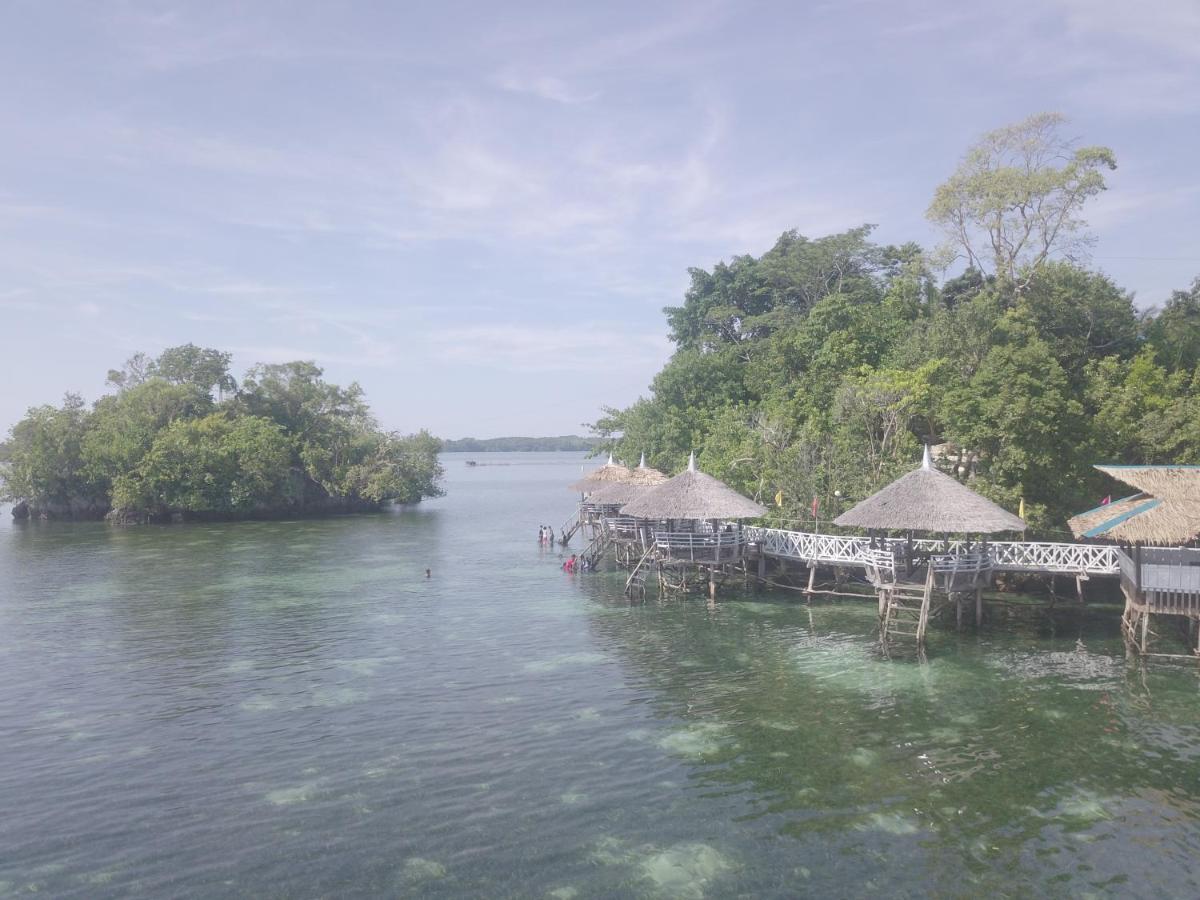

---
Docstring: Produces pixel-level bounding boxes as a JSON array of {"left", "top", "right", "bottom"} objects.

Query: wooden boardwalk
[{"left": 744, "top": 526, "right": 1122, "bottom": 577}]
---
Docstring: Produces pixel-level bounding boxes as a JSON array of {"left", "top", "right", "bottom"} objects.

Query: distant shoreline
[{"left": 440, "top": 436, "right": 600, "bottom": 453}]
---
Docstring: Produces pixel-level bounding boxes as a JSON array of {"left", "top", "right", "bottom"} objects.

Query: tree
[
  {"left": 927, "top": 113, "right": 1116, "bottom": 293},
  {"left": 1011, "top": 262, "right": 1140, "bottom": 384},
  {"left": 4, "top": 348, "right": 444, "bottom": 520},
  {"left": 114, "top": 414, "right": 294, "bottom": 516},
  {"left": 151, "top": 344, "right": 237, "bottom": 399},
  {"left": 0, "top": 394, "right": 107, "bottom": 516},
  {"left": 663, "top": 226, "right": 886, "bottom": 351},
  {"left": 1146, "top": 277, "right": 1200, "bottom": 373},
  {"left": 106, "top": 353, "right": 153, "bottom": 391},
  {"left": 238, "top": 361, "right": 368, "bottom": 438},
  {"left": 83, "top": 378, "right": 213, "bottom": 489},
  {"left": 940, "top": 330, "right": 1085, "bottom": 523}
]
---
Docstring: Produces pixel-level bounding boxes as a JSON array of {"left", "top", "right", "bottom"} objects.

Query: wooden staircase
[
  {"left": 559, "top": 510, "right": 583, "bottom": 546},
  {"left": 880, "top": 567, "right": 934, "bottom": 647},
  {"left": 582, "top": 528, "right": 614, "bottom": 571},
  {"left": 625, "top": 544, "right": 657, "bottom": 598}
]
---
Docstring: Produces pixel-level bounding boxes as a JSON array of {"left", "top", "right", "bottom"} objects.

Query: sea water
[{"left": 2, "top": 452, "right": 1199, "bottom": 898}]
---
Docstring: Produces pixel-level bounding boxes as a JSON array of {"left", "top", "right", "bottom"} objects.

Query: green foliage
[
  {"left": 1146, "top": 277, "right": 1200, "bottom": 373},
  {"left": 115, "top": 414, "right": 294, "bottom": 515},
  {"left": 0, "top": 394, "right": 106, "bottom": 514},
  {"left": 2, "top": 346, "right": 443, "bottom": 520},
  {"left": 598, "top": 218, "right": 1200, "bottom": 532},
  {"left": 107, "top": 344, "right": 236, "bottom": 400}
]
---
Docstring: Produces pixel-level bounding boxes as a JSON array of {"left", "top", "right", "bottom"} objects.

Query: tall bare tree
[{"left": 927, "top": 113, "right": 1116, "bottom": 294}]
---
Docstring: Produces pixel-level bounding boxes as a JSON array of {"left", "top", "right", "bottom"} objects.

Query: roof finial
[
  {"left": 922, "top": 444, "right": 932, "bottom": 470},
  {"left": 639, "top": 452, "right": 646, "bottom": 469},
  {"left": 688, "top": 451, "right": 696, "bottom": 473}
]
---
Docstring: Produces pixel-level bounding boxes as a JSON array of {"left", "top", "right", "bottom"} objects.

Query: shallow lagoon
[{"left": 2, "top": 452, "right": 1200, "bottom": 898}]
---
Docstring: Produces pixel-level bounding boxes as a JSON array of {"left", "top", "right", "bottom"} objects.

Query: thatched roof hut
[
  {"left": 628, "top": 453, "right": 668, "bottom": 485},
  {"left": 586, "top": 455, "right": 669, "bottom": 506},
  {"left": 1068, "top": 466, "right": 1200, "bottom": 544},
  {"left": 619, "top": 453, "right": 767, "bottom": 520},
  {"left": 833, "top": 447, "right": 1025, "bottom": 534},
  {"left": 569, "top": 453, "right": 634, "bottom": 492}
]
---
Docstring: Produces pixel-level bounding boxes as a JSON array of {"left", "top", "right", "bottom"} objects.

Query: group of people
[
  {"left": 561, "top": 553, "right": 591, "bottom": 574},
  {"left": 538, "top": 525, "right": 556, "bottom": 546}
]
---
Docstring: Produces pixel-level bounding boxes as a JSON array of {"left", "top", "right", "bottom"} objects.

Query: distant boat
[{"left": 465, "top": 460, "right": 478, "bottom": 467}]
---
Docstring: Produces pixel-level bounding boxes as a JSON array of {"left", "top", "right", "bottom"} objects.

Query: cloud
[{"left": 494, "top": 70, "right": 599, "bottom": 104}]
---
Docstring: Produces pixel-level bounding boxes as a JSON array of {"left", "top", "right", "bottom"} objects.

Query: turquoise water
[{"left": 2, "top": 452, "right": 1200, "bottom": 898}]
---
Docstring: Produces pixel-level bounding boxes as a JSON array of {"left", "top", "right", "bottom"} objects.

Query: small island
[{"left": 0, "top": 345, "right": 444, "bottom": 522}]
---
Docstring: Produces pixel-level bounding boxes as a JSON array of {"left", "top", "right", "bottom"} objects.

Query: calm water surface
[{"left": 3, "top": 452, "right": 1200, "bottom": 898}]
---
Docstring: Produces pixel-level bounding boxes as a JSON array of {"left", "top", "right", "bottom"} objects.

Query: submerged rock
[{"left": 639, "top": 842, "right": 733, "bottom": 899}]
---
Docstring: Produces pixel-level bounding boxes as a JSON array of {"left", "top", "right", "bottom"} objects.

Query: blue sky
[{"left": 2, "top": 0, "right": 1198, "bottom": 438}]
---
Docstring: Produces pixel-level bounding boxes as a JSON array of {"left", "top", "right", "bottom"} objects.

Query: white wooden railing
[{"left": 743, "top": 526, "right": 1123, "bottom": 576}]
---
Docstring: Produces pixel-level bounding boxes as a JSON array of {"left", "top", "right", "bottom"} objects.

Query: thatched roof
[
  {"left": 569, "top": 453, "right": 634, "bottom": 492},
  {"left": 587, "top": 455, "right": 669, "bottom": 505},
  {"left": 628, "top": 453, "right": 668, "bottom": 485},
  {"left": 586, "top": 480, "right": 652, "bottom": 506},
  {"left": 833, "top": 447, "right": 1025, "bottom": 534},
  {"left": 619, "top": 453, "right": 767, "bottom": 520},
  {"left": 1067, "top": 466, "right": 1200, "bottom": 544}
]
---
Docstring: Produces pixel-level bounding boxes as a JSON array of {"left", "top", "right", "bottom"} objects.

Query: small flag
[
  {"left": 1101, "top": 495, "right": 1111, "bottom": 505},
  {"left": 811, "top": 495, "right": 820, "bottom": 517},
  {"left": 775, "top": 489, "right": 783, "bottom": 508},
  {"left": 1018, "top": 498, "right": 1026, "bottom": 519}
]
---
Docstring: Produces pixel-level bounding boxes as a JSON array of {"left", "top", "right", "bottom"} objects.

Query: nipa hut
[
  {"left": 834, "top": 446, "right": 1026, "bottom": 534},
  {"left": 568, "top": 453, "right": 634, "bottom": 493},
  {"left": 1068, "top": 466, "right": 1200, "bottom": 655},
  {"left": 585, "top": 455, "right": 671, "bottom": 562},
  {"left": 620, "top": 453, "right": 767, "bottom": 521},
  {"left": 833, "top": 446, "right": 1025, "bottom": 646},
  {"left": 618, "top": 454, "right": 766, "bottom": 598}
]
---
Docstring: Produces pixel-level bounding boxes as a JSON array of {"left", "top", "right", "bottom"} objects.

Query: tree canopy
[
  {"left": 927, "top": 113, "right": 1116, "bottom": 293},
  {"left": 595, "top": 117, "right": 1196, "bottom": 535},
  {"left": 1, "top": 346, "right": 444, "bottom": 521}
]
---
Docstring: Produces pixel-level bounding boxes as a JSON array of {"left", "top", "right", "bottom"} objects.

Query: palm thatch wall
[{"left": 834, "top": 449, "right": 1025, "bottom": 534}]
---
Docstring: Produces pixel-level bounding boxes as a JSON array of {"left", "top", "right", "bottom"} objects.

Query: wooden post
[
  {"left": 708, "top": 567, "right": 717, "bottom": 604},
  {"left": 956, "top": 596, "right": 963, "bottom": 630},
  {"left": 806, "top": 565, "right": 817, "bottom": 595},
  {"left": 1134, "top": 543, "right": 1143, "bottom": 598},
  {"left": 1141, "top": 608, "right": 1150, "bottom": 653},
  {"left": 974, "top": 587, "right": 983, "bottom": 628}
]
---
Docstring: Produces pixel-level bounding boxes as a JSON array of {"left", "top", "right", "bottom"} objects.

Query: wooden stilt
[
  {"left": 956, "top": 596, "right": 963, "bottom": 630},
  {"left": 1141, "top": 609, "right": 1150, "bottom": 653},
  {"left": 806, "top": 565, "right": 817, "bottom": 595},
  {"left": 975, "top": 588, "right": 983, "bottom": 628}
]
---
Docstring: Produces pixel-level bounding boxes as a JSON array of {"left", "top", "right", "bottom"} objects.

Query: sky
[{"left": 2, "top": 0, "right": 1198, "bottom": 439}]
